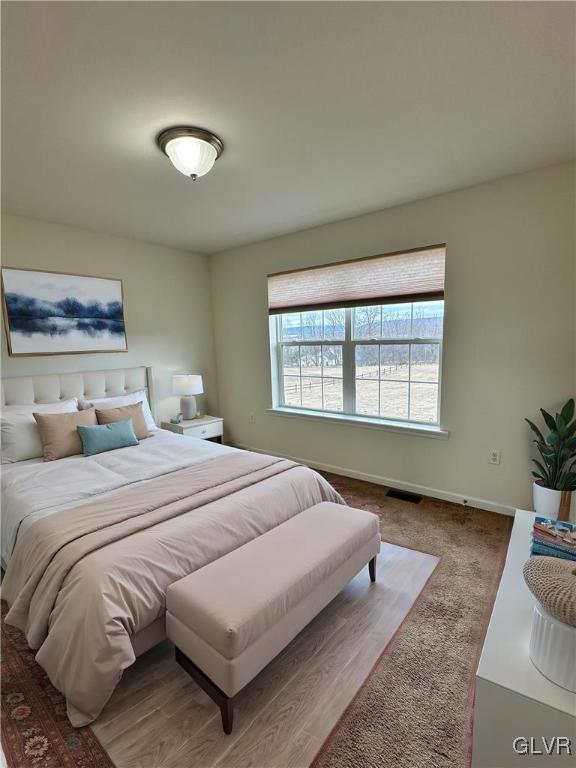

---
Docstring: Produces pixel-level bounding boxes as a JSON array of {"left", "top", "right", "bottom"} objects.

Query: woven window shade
[{"left": 268, "top": 245, "right": 445, "bottom": 314}]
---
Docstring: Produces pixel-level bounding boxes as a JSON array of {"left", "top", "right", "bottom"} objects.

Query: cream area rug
[{"left": 92, "top": 539, "right": 438, "bottom": 768}]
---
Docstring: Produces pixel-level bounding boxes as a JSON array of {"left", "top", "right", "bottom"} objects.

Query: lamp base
[{"left": 181, "top": 395, "right": 197, "bottom": 420}]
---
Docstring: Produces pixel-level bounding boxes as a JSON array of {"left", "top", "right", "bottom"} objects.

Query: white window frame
[{"left": 269, "top": 304, "right": 444, "bottom": 428}]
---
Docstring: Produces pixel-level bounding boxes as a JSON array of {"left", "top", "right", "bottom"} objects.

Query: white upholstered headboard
[{"left": 1, "top": 366, "right": 156, "bottom": 416}]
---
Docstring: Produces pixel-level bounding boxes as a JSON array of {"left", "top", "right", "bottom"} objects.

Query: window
[{"left": 268, "top": 245, "right": 445, "bottom": 427}]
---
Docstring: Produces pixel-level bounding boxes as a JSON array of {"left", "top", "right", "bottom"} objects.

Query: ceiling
[{"left": 2, "top": 1, "right": 574, "bottom": 254}]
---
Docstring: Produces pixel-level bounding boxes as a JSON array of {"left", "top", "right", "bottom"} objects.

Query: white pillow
[
  {"left": 79, "top": 389, "right": 157, "bottom": 431},
  {"left": 1, "top": 398, "right": 79, "bottom": 463}
]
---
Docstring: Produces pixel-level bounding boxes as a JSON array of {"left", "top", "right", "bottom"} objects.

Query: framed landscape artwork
[{"left": 1, "top": 267, "right": 128, "bottom": 356}]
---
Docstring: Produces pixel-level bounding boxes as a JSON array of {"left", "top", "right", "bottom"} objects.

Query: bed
[{"left": 1, "top": 367, "right": 343, "bottom": 727}]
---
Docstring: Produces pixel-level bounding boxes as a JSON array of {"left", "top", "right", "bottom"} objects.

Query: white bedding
[{"left": 1, "top": 429, "right": 238, "bottom": 566}]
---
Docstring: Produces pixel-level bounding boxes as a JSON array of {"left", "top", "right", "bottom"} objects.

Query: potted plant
[{"left": 526, "top": 398, "right": 576, "bottom": 521}]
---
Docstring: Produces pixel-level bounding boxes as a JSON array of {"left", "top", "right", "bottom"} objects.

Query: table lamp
[{"left": 173, "top": 374, "right": 204, "bottom": 420}]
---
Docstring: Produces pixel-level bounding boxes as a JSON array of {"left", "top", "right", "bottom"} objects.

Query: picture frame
[{"left": 1, "top": 266, "right": 128, "bottom": 357}]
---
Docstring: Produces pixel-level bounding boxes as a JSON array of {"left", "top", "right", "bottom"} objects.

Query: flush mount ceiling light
[{"left": 156, "top": 126, "right": 224, "bottom": 180}]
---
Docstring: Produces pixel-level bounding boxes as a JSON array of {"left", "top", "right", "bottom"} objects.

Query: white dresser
[{"left": 472, "top": 510, "right": 576, "bottom": 767}]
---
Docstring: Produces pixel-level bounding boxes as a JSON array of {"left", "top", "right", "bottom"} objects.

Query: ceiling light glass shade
[
  {"left": 157, "top": 126, "right": 224, "bottom": 180},
  {"left": 165, "top": 136, "right": 217, "bottom": 178}
]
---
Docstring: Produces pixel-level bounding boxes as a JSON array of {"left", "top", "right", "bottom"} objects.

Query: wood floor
[{"left": 92, "top": 543, "right": 438, "bottom": 768}]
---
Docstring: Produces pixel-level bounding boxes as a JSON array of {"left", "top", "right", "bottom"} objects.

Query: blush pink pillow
[
  {"left": 95, "top": 402, "right": 150, "bottom": 440},
  {"left": 34, "top": 408, "right": 97, "bottom": 462}
]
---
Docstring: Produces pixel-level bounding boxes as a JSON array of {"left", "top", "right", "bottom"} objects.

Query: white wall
[
  {"left": 1, "top": 215, "right": 217, "bottom": 422},
  {"left": 211, "top": 163, "right": 575, "bottom": 513}
]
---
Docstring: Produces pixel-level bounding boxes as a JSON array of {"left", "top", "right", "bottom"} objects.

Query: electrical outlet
[
  {"left": 248, "top": 413, "right": 256, "bottom": 425},
  {"left": 489, "top": 449, "right": 502, "bottom": 466}
]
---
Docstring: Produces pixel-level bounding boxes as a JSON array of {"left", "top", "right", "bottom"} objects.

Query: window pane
[
  {"left": 355, "top": 345, "right": 379, "bottom": 379},
  {"left": 300, "top": 345, "right": 322, "bottom": 377},
  {"left": 283, "top": 376, "right": 301, "bottom": 407},
  {"left": 323, "top": 309, "right": 345, "bottom": 340},
  {"left": 353, "top": 306, "right": 381, "bottom": 339},
  {"left": 379, "top": 344, "right": 409, "bottom": 380},
  {"left": 301, "top": 376, "right": 322, "bottom": 409},
  {"left": 282, "top": 345, "right": 300, "bottom": 375},
  {"left": 410, "top": 344, "right": 439, "bottom": 382},
  {"left": 281, "top": 312, "right": 302, "bottom": 341},
  {"left": 278, "top": 302, "right": 443, "bottom": 424},
  {"left": 380, "top": 381, "right": 409, "bottom": 420},
  {"left": 302, "top": 311, "right": 323, "bottom": 340},
  {"left": 322, "top": 378, "right": 343, "bottom": 411},
  {"left": 381, "top": 303, "right": 412, "bottom": 339},
  {"left": 410, "top": 383, "right": 438, "bottom": 423},
  {"left": 356, "top": 380, "right": 379, "bottom": 415},
  {"left": 412, "top": 301, "right": 444, "bottom": 338},
  {"left": 322, "top": 345, "right": 343, "bottom": 378}
]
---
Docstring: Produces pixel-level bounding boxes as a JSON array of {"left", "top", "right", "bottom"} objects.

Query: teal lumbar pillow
[{"left": 77, "top": 418, "right": 139, "bottom": 456}]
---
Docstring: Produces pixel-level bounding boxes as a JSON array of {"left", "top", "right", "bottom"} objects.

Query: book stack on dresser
[{"left": 530, "top": 518, "right": 576, "bottom": 562}]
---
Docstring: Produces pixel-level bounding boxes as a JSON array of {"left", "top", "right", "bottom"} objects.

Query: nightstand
[{"left": 161, "top": 416, "right": 224, "bottom": 444}]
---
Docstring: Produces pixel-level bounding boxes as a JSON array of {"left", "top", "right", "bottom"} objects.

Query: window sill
[{"left": 267, "top": 407, "right": 449, "bottom": 439}]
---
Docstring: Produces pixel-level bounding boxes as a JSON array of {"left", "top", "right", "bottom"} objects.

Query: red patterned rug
[{"left": 1, "top": 602, "right": 114, "bottom": 768}]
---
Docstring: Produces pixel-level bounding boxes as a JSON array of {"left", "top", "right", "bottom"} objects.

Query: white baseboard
[{"left": 235, "top": 443, "right": 515, "bottom": 517}]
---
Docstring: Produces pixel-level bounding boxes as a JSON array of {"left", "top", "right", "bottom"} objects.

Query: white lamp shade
[
  {"left": 165, "top": 136, "right": 218, "bottom": 178},
  {"left": 173, "top": 374, "right": 204, "bottom": 396}
]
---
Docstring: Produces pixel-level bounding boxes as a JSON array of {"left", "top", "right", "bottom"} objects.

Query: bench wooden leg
[
  {"left": 175, "top": 647, "right": 234, "bottom": 734},
  {"left": 369, "top": 556, "right": 376, "bottom": 583},
  {"left": 221, "top": 697, "right": 234, "bottom": 734}
]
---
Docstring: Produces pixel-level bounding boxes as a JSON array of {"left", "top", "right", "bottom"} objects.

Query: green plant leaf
[
  {"left": 539, "top": 446, "right": 555, "bottom": 459},
  {"left": 557, "top": 470, "right": 576, "bottom": 491},
  {"left": 561, "top": 398, "right": 575, "bottom": 424},
  {"left": 540, "top": 409, "right": 557, "bottom": 432},
  {"left": 526, "top": 419, "right": 545, "bottom": 442}
]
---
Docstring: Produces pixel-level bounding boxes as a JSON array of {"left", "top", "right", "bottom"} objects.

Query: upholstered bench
[{"left": 166, "top": 501, "right": 380, "bottom": 733}]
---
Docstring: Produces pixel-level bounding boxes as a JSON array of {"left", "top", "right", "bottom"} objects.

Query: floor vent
[{"left": 386, "top": 488, "right": 423, "bottom": 504}]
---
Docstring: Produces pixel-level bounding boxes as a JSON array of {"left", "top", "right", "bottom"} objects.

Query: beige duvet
[{"left": 3, "top": 450, "right": 342, "bottom": 726}]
